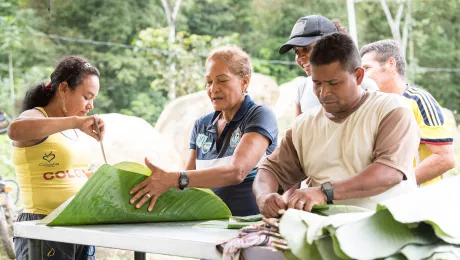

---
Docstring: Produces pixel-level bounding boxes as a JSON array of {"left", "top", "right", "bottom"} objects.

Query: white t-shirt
[{"left": 295, "top": 76, "right": 379, "bottom": 113}]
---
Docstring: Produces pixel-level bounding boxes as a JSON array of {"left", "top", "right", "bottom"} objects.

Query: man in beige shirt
[{"left": 253, "top": 33, "right": 421, "bottom": 217}]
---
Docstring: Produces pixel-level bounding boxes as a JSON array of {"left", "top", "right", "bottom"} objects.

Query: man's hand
[
  {"left": 256, "top": 193, "right": 287, "bottom": 218},
  {"left": 287, "top": 187, "right": 326, "bottom": 212}
]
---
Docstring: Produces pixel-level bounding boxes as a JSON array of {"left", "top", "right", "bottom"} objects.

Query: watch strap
[{"left": 321, "top": 182, "right": 334, "bottom": 204}]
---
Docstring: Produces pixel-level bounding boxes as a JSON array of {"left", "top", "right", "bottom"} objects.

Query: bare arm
[
  {"left": 253, "top": 129, "right": 305, "bottom": 217},
  {"left": 184, "top": 149, "right": 197, "bottom": 170},
  {"left": 333, "top": 162, "right": 404, "bottom": 200},
  {"left": 415, "top": 144, "right": 455, "bottom": 185},
  {"left": 253, "top": 169, "right": 287, "bottom": 217},
  {"left": 8, "top": 109, "right": 104, "bottom": 147},
  {"left": 8, "top": 109, "right": 78, "bottom": 142},
  {"left": 253, "top": 169, "right": 280, "bottom": 201}
]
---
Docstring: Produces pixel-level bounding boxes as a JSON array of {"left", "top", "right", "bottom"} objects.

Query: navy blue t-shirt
[{"left": 190, "top": 96, "right": 278, "bottom": 180}]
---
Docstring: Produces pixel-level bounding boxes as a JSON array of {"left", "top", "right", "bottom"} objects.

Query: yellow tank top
[{"left": 12, "top": 107, "right": 89, "bottom": 214}]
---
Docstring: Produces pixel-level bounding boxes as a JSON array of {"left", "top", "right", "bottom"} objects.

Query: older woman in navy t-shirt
[{"left": 130, "top": 46, "right": 278, "bottom": 216}]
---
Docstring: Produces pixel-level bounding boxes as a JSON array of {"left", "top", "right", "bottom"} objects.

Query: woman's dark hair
[{"left": 21, "top": 55, "right": 100, "bottom": 112}]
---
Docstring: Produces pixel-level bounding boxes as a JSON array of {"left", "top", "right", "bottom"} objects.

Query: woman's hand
[
  {"left": 129, "top": 158, "right": 179, "bottom": 211},
  {"left": 83, "top": 170, "right": 94, "bottom": 179},
  {"left": 76, "top": 115, "right": 105, "bottom": 141}
]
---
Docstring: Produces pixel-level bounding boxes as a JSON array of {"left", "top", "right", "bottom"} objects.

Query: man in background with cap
[
  {"left": 253, "top": 33, "right": 419, "bottom": 217},
  {"left": 280, "top": 15, "right": 379, "bottom": 199},
  {"left": 361, "top": 40, "right": 455, "bottom": 186},
  {"left": 280, "top": 15, "right": 379, "bottom": 117}
]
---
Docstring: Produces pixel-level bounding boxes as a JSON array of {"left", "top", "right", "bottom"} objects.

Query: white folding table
[{"left": 14, "top": 220, "right": 238, "bottom": 260}]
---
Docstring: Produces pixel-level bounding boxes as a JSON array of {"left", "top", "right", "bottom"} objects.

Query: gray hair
[
  {"left": 360, "top": 40, "right": 406, "bottom": 77},
  {"left": 206, "top": 46, "right": 252, "bottom": 79}
]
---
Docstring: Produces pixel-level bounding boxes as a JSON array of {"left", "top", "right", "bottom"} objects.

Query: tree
[
  {"left": 160, "top": 0, "right": 182, "bottom": 100},
  {"left": 379, "top": 0, "right": 411, "bottom": 57},
  {"left": 133, "top": 27, "right": 238, "bottom": 98}
]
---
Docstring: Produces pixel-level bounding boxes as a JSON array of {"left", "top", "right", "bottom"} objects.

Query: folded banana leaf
[
  {"left": 195, "top": 205, "right": 369, "bottom": 230},
  {"left": 377, "top": 176, "right": 460, "bottom": 244},
  {"left": 43, "top": 162, "right": 231, "bottom": 226},
  {"left": 195, "top": 214, "right": 263, "bottom": 229},
  {"left": 279, "top": 176, "right": 460, "bottom": 260}
]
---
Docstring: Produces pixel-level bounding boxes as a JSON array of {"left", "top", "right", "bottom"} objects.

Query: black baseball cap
[{"left": 279, "top": 15, "right": 338, "bottom": 55}]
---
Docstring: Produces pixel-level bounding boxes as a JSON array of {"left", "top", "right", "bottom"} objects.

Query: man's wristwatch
[
  {"left": 320, "top": 182, "right": 334, "bottom": 204},
  {"left": 178, "top": 172, "right": 189, "bottom": 190}
]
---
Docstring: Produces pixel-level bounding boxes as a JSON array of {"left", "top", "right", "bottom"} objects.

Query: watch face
[
  {"left": 322, "top": 182, "right": 333, "bottom": 190},
  {"left": 180, "top": 178, "right": 187, "bottom": 186}
]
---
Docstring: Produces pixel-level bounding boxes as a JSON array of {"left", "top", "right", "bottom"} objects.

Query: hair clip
[
  {"left": 84, "top": 63, "right": 92, "bottom": 68},
  {"left": 44, "top": 82, "right": 52, "bottom": 91}
]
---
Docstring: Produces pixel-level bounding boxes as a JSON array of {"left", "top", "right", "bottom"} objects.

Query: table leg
[
  {"left": 28, "top": 239, "right": 42, "bottom": 260},
  {"left": 134, "top": 251, "right": 146, "bottom": 260}
]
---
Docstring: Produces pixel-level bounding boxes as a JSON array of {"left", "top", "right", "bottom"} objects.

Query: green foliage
[
  {"left": 0, "top": 0, "right": 458, "bottom": 127},
  {"left": 0, "top": 135, "right": 15, "bottom": 179},
  {"left": 133, "top": 27, "right": 238, "bottom": 99},
  {"left": 2, "top": 0, "right": 458, "bottom": 119},
  {"left": 411, "top": 0, "right": 460, "bottom": 113},
  {"left": 120, "top": 91, "right": 167, "bottom": 126}
]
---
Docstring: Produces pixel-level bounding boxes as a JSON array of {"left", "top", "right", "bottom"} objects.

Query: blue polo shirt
[{"left": 190, "top": 96, "right": 278, "bottom": 180}]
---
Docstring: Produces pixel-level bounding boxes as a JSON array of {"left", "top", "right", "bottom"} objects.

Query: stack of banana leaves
[{"left": 278, "top": 176, "right": 460, "bottom": 260}]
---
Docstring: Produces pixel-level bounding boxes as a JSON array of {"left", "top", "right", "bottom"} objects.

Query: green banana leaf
[
  {"left": 384, "top": 254, "right": 407, "bottom": 260},
  {"left": 230, "top": 214, "right": 263, "bottom": 222},
  {"left": 196, "top": 204, "right": 368, "bottom": 230},
  {"left": 334, "top": 209, "right": 438, "bottom": 259},
  {"left": 279, "top": 209, "right": 322, "bottom": 260},
  {"left": 195, "top": 214, "right": 262, "bottom": 229},
  {"left": 311, "top": 204, "right": 369, "bottom": 216},
  {"left": 427, "top": 252, "right": 460, "bottom": 260},
  {"left": 228, "top": 215, "right": 262, "bottom": 229},
  {"left": 400, "top": 241, "right": 460, "bottom": 259},
  {"left": 43, "top": 162, "right": 231, "bottom": 226},
  {"left": 377, "top": 176, "right": 460, "bottom": 244},
  {"left": 315, "top": 235, "right": 342, "bottom": 260}
]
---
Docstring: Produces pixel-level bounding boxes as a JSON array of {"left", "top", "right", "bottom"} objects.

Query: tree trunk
[
  {"left": 401, "top": 0, "right": 411, "bottom": 58},
  {"left": 8, "top": 50, "right": 15, "bottom": 117},
  {"left": 380, "top": 0, "right": 403, "bottom": 46},
  {"left": 347, "top": 0, "right": 359, "bottom": 47},
  {"left": 160, "top": 0, "right": 182, "bottom": 100}
]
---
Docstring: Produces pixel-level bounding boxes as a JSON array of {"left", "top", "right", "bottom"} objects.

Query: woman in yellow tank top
[{"left": 8, "top": 56, "right": 104, "bottom": 260}]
